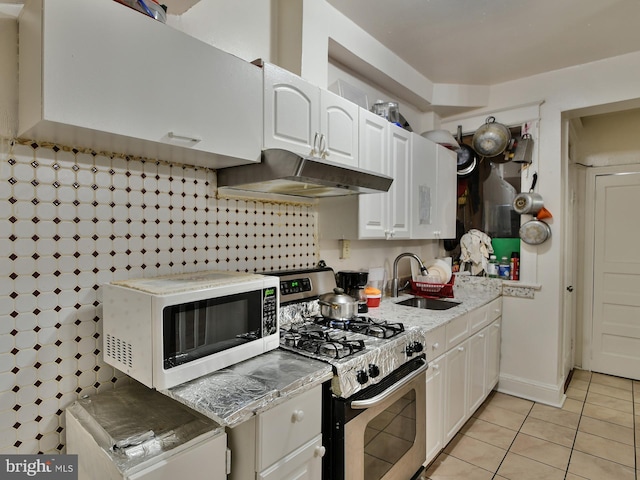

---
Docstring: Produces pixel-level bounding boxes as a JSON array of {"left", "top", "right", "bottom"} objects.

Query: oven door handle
[{"left": 350, "top": 362, "right": 429, "bottom": 409}]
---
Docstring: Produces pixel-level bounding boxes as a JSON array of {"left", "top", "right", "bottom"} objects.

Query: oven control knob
[
  {"left": 356, "top": 370, "right": 369, "bottom": 384},
  {"left": 405, "top": 341, "right": 424, "bottom": 357},
  {"left": 368, "top": 364, "right": 380, "bottom": 378}
]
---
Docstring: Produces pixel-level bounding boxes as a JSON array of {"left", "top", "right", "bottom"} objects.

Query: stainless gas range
[{"left": 271, "top": 267, "right": 427, "bottom": 480}]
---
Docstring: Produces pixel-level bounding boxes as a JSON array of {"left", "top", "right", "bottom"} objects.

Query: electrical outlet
[{"left": 340, "top": 239, "right": 351, "bottom": 259}]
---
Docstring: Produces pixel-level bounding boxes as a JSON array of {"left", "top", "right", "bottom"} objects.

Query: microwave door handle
[{"left": 350, "top": 362, "right": 429, "bottom": 409}]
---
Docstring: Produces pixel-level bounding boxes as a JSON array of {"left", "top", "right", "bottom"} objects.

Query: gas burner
[
  {"left": 282, "top": 332, "right": 302, "bottom": 347},
  {"left": 311, "top": 315, "right": 405, "bottom": 339},
  {"left": 348, "top": 320, "right": 405, "bottom": 339},
  {"left": 311, "top": 338, "right": 365, "bottom": 359}
]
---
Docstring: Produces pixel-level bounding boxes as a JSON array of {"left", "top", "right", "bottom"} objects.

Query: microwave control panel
[{"left": 263, "top": 287, "right": 278, "bottom": 336}]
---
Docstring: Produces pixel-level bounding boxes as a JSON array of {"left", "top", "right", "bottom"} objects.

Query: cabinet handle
[
  {"left": 432, "top": 342, "right": 440, "bottom": 350},
  {"left": 168, "top": 132, "right": 201, "bottom": 144},
  {"left": 292, "top": 410, "right": 305, "bottom": 423},
  {"left": 315, "top": 445, "right": 326, "bottom": 458},
  {"left": 494, "top": 323, "right": 501, "bottom": 328},
  {"left": 319, "top": 134, "right": 328, "bottom": 158},
  {"left": 432, "top": 364, "right": 440, "bottom": 370},
  {"left": 479, "top": 334, "right": 485, "bottom": 339},
  {"left": 458, "top": 346, "right": 465, "bottom": 352},
  {"left": 311, "top": 132, "right": 320, "bottom": 156}
]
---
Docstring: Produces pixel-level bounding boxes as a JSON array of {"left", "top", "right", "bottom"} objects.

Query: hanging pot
[
  {"left": 513, "top": 173, "right": 544, "bottom": 215},
  {"left": 472, "top": 116, "right": 512, "bottom": 157},
  {"left": 318, "top": 288, "right": 358, "bottom": 320},
  {"left": 519, "top": 219, "right": 551, "bottom": 245},
  {"left": 455, "top": 125, "right": 478, "bottom": 178}
]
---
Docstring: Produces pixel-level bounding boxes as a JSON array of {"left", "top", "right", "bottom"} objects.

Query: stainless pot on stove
[{"left": 318, "top": 287, "right": 358, "bottom": 320}]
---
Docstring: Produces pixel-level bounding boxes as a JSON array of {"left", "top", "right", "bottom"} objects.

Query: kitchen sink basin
[{"left": 397, "top": 297, "right": 461, "bottom": 310}]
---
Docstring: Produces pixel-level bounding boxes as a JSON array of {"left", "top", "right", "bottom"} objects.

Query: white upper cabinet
[
  {"left": 19, "top": 0, "right": 262, "bottom": 168},
  {"left": 317, "top": 112, "right": 412, "bottom": 240},
  {"left": 263, "top": 63, "right": 358, "bottom": 167},
  {"left": 410, "top": 135, "right": 457, "bottom": 239}
]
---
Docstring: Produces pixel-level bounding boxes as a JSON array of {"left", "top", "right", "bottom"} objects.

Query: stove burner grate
[{"left": 312, "top": 316, "right": 405, "bottom": 339}]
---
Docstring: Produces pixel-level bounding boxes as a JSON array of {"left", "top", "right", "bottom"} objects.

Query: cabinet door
[
  {"left": 20, "top": 0, "right": 262, "bottom": 168},
  {"left": 436, "top": 145, "right": 457, "bottom": 239},
  {"left": 410, "top": 135, "right": 439, "bottom": 239},
  {"left": 467, "top": 330, "right": 487, "bottom": 414},
  {"left": 257, "top": 385, "right": 322, "bottom": 471},
  {"left": 425, "top": 356, "right": 444, "bottom": 465},
  {"left": 357, "top": 109, "right": 389, "bottom": 239},
  {"left": 319, "top": 90, "right": 359, "bottom": 167},
  {"left": 486, "top": 319, "right": 502, "bottom": 391},
  {"left": 443, "top": 342, "right": 468, "bottom": 444},
  {"left": 258, "top": 435, "right": 323, "bottom": 480},
  {"left": 263, "top": 63, "right": 320, "bottom": 156},
  {"left": 387, "top": 125, "right": 412, "bottom": 239}
]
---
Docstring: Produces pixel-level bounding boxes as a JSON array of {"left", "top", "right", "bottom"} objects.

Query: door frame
[{"left": 581, "top": 164, "right": 640, "bottom": 370}]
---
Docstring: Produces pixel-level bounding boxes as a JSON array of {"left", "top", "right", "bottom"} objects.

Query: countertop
[
  {"left": 163, "top": 275, "right": 501, "bottom": 428},
  {"left": 163, "top": 349, "right": 333, "bottom": 427}
]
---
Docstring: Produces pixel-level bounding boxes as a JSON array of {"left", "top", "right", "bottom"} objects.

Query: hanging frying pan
[
  {"left": 519, "top": 219, "right": 551, "bottom": 245},
  {"left": 456, "top": 125, "right": 477, "bottom": 178}
]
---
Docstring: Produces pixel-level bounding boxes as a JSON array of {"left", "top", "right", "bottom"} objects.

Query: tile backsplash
[{"left": 0, "top": 138, "right": 317, "bottom": 454}]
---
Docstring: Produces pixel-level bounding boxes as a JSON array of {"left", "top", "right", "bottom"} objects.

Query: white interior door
[{"left": 591, "top": 172, "right": 640, "bottom": 379}]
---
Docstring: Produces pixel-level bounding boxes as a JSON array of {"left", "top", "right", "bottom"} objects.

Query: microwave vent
[{"left": 105, "top": 333, "right": 133, "bottom": 368}]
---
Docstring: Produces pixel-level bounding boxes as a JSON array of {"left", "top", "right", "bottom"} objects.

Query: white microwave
[{"left": 101, "top": 270, "right": 279, "bottom": 390}]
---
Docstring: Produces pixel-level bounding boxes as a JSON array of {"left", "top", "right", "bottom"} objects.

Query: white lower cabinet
[
  {"left": 426, "top": 300, "right": 502, "bottom": 465},
  {"left": 442, "top": 342, "right": 469, "bottom": 444},
  {"left": 425, "top": 354, "right": 444, "bottom": 465},
  {"left": 228, "top": 385, "right": 324, "bottom": 480}
]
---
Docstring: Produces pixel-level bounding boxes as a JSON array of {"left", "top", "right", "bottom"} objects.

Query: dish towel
[{"left": 460, "top": 229, "right": 494, "bottom": 275}]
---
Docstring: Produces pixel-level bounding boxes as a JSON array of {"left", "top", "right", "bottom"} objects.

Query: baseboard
[{"left": 496, "top": 373, "right": 566, "bottom": 407}]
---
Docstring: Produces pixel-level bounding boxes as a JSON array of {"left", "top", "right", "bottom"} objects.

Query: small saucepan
[{"left": 318, "top": 288, "right": 358, "bottom": 320}]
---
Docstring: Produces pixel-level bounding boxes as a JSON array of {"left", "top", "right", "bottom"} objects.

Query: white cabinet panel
[
  {"left": 425, "top": 355, "right": 444, "bottom": 465},
  {"left": 387, "top": 126, "right": 411, "bottom": 239},
  {"left": 486, "top": 320, "right": 502, "bottom": 391},
  {"left": 263, "top": 63, "right": 358, "bottom": 167},
  {"left": 19, "top": 0, "right": 261, "bottom": 168},
  {"left": 443, "top": 342, "right": 468, "bottom": 444},
  {"left": 258, "top": 435, "right": 323, "bottom": 480},
  {"left": 425, "top": 325, "right": 446, "bottom": 362},
  {"left": 257, "top": 385, "right": 322, "bottom": 471},
  {"left": 445, "top": 313, "right": 469, "bottom": 350},
  {"left": 320, "top": 90, "right": 359, "bottom": 167},
  {"left": 409, "top": 136, "right": 457, "bottom": 239},
  {"left": 467, "top": 331, "right": 487, "bottom": 414},
  {"left": 263, "top": 63, "right": 319, "bottom": 156}
]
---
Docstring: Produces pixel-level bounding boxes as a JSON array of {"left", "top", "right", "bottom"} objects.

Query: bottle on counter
[
  {"left": 498, "top": 256, "right": 511, "bottom": 279},
  {"left": 510, "top": 252, "right": 520, "bottom": 280},
  {"left": 486, "top": 255, "right": 498, "bottom": 278}
]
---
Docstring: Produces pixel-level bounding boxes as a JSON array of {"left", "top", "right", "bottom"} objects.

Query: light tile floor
[{"left": 424, "top": 370, "right": 639, "bottom": 479}]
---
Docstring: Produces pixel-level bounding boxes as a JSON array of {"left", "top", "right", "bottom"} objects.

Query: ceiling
[{"left": 326, "top": 0, "right": 640, "bottom": 86}]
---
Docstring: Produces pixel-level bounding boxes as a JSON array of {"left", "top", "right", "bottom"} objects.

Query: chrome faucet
[{"left": 391, "top": 253, "right": 429, "bottom": 297}]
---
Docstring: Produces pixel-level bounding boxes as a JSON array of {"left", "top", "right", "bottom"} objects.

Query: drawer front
[
  {"left": 445, "top": 313, "right": 469, "bottom": 349},
  {"left": 487, "top": 297, "right": 502, "bottom": 322},
  {"left": 257, "top": 385, "right": 322, "bottom": 470},
  {"left": 424, "top": 325, "right": 446, "bottom": 362},
  {"left": 468, "top": 304, "right": 489, "bottom": 334}
]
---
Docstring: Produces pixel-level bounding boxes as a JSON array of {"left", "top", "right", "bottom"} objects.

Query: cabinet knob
[
  {"left": 292, "top": 410, "right": 305, "bottom": 423},
  {"left": 432, "top": 342, "right": 440, "bottom": 350},
  {"left": 432, "top": 364, "right": 440, "bottom": 371},
  {"left": 314, "top": 445, "right": 326, "bottom": 458},
  {"left": 458, "top": 346, "right": 465, "bottom": 352},
  {"left": 494, "top": 323, "right": 501, "bottom": 328},
  {"left": 479, "top": 334, "right": 485, "bottom": 339}
]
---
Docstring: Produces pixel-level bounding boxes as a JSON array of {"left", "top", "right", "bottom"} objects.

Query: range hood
[{"left": 216, "top": 149, "right": 393, "bottom": 198}]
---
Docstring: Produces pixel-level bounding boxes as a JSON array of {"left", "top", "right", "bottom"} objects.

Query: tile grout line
[
  {"left": 563, "top": 372, "right": 591, "bottom": 480},
  {"left": 489, "top": 399, "right": 535, "bottom": 480}
]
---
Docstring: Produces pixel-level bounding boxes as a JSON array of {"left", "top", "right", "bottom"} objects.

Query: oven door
[{"left": 327, "top": 356, "right": 427, "bottom": 480}]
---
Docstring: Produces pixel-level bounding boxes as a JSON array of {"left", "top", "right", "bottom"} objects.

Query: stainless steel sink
[{"left": 396, "top": 297, "right": 461, "bottom": 310}]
